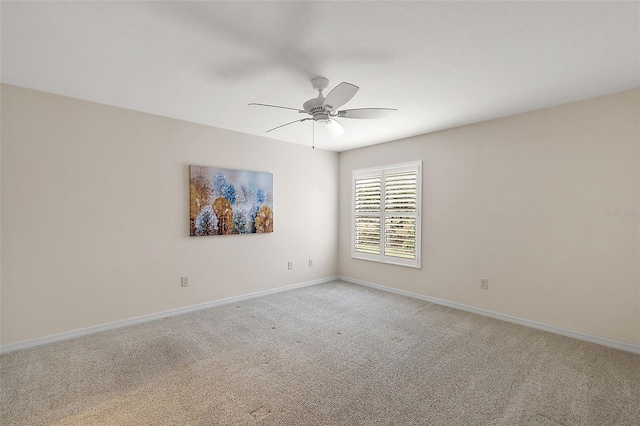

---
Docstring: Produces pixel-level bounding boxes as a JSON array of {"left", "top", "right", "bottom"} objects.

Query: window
[{"left": 352, "top": 161, "right": 421, "bottom": 268}]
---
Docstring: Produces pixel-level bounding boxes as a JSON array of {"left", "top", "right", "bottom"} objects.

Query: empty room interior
[{"left": 1, "top": 2, "right": 639, "bottom": 425}]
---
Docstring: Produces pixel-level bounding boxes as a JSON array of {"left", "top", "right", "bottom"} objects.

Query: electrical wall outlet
[
  {"left": 309, "top": 259, "right": 313, "bottom": 267},
  {"left": 288, "top": 262, "right": 293, "bottom": 270},
  {"left": 181, "top": 276, "right": 190, "bottom": 287},
  {"left": 480, "top": 278, "right": 488, "bottom": 290}
]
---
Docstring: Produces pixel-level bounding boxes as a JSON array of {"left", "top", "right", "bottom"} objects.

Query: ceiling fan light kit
[{"left": 249, "top": 77, "right": 396, "bottom": 140}]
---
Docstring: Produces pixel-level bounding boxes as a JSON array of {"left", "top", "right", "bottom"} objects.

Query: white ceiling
[{"left": 2, "top": 1, "right": 638, "bottom": 152}]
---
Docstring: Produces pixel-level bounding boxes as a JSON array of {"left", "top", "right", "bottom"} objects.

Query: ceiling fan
[{"left": 249, "top": 77, "right": 396, "bottom": 137}]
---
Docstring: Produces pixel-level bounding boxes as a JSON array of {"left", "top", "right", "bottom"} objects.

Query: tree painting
[{"left": 189, "top": 165, "right": 273, "bottom": 236}]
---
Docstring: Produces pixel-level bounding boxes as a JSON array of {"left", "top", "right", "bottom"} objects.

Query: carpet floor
[{"left": 1, "top": 280, "right": 638, "bottom": 425}]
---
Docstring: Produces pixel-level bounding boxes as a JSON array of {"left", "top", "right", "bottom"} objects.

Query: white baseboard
[
  {"left": 338, "top": 276, "right": 640, "bottom": 355},
  {"left": 0, "top": 276, "right": 339, "bottom": 354},
  {"left": 4, "top": 275, "right": 637, "bottom": 356}
]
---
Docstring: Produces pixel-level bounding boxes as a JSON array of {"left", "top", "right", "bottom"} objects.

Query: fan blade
[
  {"left": 249, "top": 103, "right": 306, "bottom": 113},
  {"left": 266, "top": 118, "right": 311, "bottom": 133},
  {"left": 324, "top": 119, "right": 344, "bottom": 137},
  {"left": 337, "top": 108, "right": 397, "bottom": 119},
  {"left": 323, "top": 82, "right": 359, "bottom": 110}
]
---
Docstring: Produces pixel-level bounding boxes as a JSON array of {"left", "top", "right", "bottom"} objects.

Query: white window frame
[{"left": 351, "top": 161, "right": 422, "bottom": 268}]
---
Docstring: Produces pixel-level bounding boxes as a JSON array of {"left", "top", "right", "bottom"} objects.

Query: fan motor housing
[
  {"left": 303, "top": 97, "right": 332, "bottom": 123},
  {"left": 303, "top": 97, "right": 323, "bottom": 112}
]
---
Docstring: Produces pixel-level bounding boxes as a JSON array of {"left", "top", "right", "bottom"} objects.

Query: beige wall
[
  {"left": 1, "top": 84, "right": 339, "bottom": 345},
  {"left": 2, "top": 85, "right": 638, "bottom": 348},
  {"left": 339, "top": 89, "right": 640, "bottom": 346}
]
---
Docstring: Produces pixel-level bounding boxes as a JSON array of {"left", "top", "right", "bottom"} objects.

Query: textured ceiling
[{"left": 2, "top": 1, "right": 638, "bottom": 152}]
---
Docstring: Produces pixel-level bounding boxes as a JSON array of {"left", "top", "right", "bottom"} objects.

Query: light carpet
[{"left": 1, "top": 280, "right": 638, "bottom": 425}]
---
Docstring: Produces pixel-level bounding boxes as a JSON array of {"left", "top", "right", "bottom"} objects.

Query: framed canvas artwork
[{"left": 190, "top": 165, "right": 273, "bottom": 236}]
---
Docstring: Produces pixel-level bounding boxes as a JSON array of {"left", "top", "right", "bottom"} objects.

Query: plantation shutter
[
  {"left": 384, "top": 169, "right": 417, "bottom": 260},
  {"left": 352, "top": 162, "right": 421, "bottom": 268},
  {"left": 354, "top": 174, "right": 381, "bottom": 255}
]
